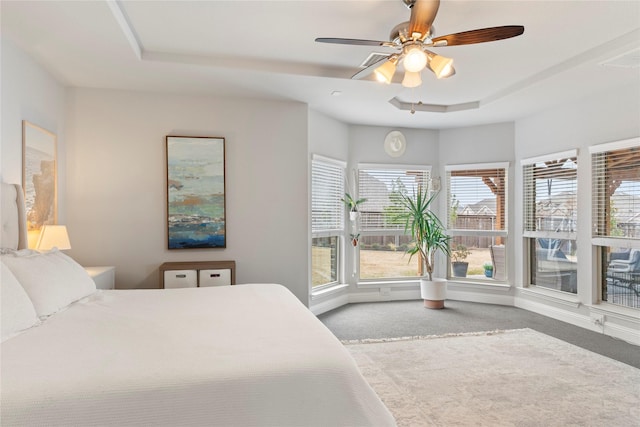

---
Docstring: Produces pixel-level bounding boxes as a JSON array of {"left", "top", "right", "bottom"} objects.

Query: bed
[{"left": 0, "top": 183, "right": 395, "bottom": 426}]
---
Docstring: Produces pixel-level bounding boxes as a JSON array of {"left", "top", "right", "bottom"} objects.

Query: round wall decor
[{"left": 384, "top": 131, "right": 406, "bottom": 157}]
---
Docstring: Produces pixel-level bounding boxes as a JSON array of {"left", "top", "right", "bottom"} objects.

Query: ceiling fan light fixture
[
  {"left": 427, "top": 53, "right": 455, "bottom": 79},
  {"left": 402, "top": 70, "right": 422, "bottom": 88},
  {"left": 373, "top": 58, "right": 397, "bottom": 84},
  {"left": 403, "top": 45, "right": 427, "bottom": 73}
]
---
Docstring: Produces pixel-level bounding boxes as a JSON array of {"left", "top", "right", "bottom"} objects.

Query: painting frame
[
  {"left": 166, "top": 136, "right": 226, "bottom": 249},
  {"left": 22, "top": 120, "right": 57, "bottom": 240}
]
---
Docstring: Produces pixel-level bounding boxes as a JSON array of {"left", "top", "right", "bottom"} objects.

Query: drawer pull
[
  {"left": 176, "top": 274, "right": 187, "bottom": 278},
  {"left": 210, "top": 273, "right": 221, "bottom": 278}
]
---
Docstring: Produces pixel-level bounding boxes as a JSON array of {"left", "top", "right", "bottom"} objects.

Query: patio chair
[{"left": 609, "top": 249, "right": 640, "bottom": 273}]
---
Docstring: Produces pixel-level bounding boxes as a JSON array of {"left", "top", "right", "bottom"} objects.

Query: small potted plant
[
  {"left": 483, "top": 262, "right": 494, "bottom": 278},
  {"left": 350, "top": 233, "right": 360, "bottom": 246},
  {"left": 341, "top": 193, "right": 367, "bottom": 221},
  {"left": 451, "top": 244, "right": 470, "bottom": 277}
]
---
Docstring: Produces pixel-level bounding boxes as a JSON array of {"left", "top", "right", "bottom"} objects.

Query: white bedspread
[{"left": 1, "top": 284, "right": 395, "bottom": 426}]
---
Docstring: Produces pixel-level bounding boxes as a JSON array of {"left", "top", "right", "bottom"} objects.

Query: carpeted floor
[
  {"left": 319, "top": 300, "right": 640, "bottom": 369},
  {"left": 345, "top": 329, "right": 640, "bottom": 427}
]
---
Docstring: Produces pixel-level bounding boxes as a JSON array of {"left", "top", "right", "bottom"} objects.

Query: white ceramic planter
[
  {"left": 420, "top": 278, "right": 447, "bottom": 309},
  {"left": 349, "top": 211, "right": 359, "bottom": 221}
]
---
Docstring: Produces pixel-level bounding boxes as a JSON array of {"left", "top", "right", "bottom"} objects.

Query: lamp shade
[
  {"left": 36, "top": 225, "right": 71, "bottom": 251},
  {"left": 428, "top": 54, "right": 455, "bottom": 79},
  {"left": 402, "top": 70, "right": 422, "bottom": 88},
  {"left": 373, "top": 59, "right": 397, "bottom": 84}
]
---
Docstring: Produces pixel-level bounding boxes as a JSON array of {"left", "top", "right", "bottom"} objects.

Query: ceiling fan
[{"left": 315, "top": 0, "right": 524, "bottom": 88}]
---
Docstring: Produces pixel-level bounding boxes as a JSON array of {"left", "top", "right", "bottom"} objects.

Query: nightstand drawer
[
  {"left": 164, "top": 270, "right": 197, "bottom": 288},
  {"left": 199, "top": 269, "right": 231, "bottom": 287}
]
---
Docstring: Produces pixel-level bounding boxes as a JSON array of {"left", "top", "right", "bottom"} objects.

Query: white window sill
[
  {"left": 310, "top": 283, "right": 349, "bottom": 300},
  {"left": 588, "top": 302, "right": 640, "bottom": 321},
  {"left": 518, "top": 286, "right": 581, "bottom": 308},
  {"left": 356, "top": 279, "right": 420, "bottom": 289},
  {"left": 447, "top": 279, "right": 511, "bottom": 292}
]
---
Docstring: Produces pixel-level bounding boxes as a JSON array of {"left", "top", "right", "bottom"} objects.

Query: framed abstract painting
[
  {"left": 166, "top": 136, "right": 226, "bottom": 249},
  {"left": 22, "top": 120, "right": 57, "bottom": 237}
]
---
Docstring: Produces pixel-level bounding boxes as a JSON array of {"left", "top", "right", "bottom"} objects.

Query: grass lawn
[{"left": 313, "top": 246, "right": 495, "bottom": 286}]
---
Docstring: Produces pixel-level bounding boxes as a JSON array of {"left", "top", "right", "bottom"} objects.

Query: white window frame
[
  {"left": 356, "top": 163, "right": 432, "bottom": 282},
  {"left": 445, "top": 162, "right": 509, "bottom": 282},
  {"left": 521, "top": 149, "right": 578, "bottom": 292},
  {"left": 311, "top": 154, "right": 346, "bottom": 290},
  {"left": 589, "top": 137, "right": 640, "bottom": 309}
]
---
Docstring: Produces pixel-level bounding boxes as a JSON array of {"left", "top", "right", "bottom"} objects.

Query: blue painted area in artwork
[{"left": 168, "top": 221, "right": 225, "bottom": 249}]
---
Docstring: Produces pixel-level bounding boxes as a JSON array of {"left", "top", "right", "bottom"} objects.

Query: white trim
[
  {"left": 520, "top": 149, "right": 578, "bottom": 166},
  {"left": 591, "top": 237, "right": 640, "bottom": 249},
  {"left": 447, "top": 229, "right": 509, "bottom": 238},
  {"left": 106, "top": 0, "right": 143, "bottom": 61},
  {"left": 358, "top": 163, "right": 431, "bottom": 171},
  {"left": 309, "top": 291, "right": 349, "bottom": 316},
  {"left": 445, "top": 161, "right": 510, "bottom": 171},
  {"left": 518, "top": 286, "right": 581, "bottom": 308},
  {"left": 312, "top": 154, "right": 347, "bottom": 169},
  {"left": 311, "top": 283, "right": 349, "bottom": 299},
  {"left": 524, "top": 231, "right": 577, "bottom": 240},
  {"left": 356, "top": 279, "right": 420, "bottom": 288},
  {"left": 588, "top": 136, "right": 640, "bottom": 154},
  {"left": 312, "top": 229, "right": 344, "bottom": 237}
]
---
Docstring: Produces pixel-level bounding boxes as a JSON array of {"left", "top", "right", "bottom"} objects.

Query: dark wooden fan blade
[
  {"left": 351, "top": 57, "right": 390, "bottom": 80},
  {"left": 315, "top": 37, "right": 388, "bottom": 47},
  {"left": 408, "top": 0, "right": 440, "bottom": 40},
  {"left": 431, "top": 25, "right": 524, "bottom": 46}
]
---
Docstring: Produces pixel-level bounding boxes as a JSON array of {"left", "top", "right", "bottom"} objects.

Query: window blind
[
  {"left": 446, "top": 164, "right": 508, "bottom": 231},
  {"left": 591, "top": 139, "right": 640, "bottom": 240},
  {"left": 311, "top": 157, "right": 345, "bottom": 234},
  {"left": 358, "top": 166, "right": 430, "bottom": 231},
  {"left": 522, "top": 151, "right": 577, "bottom": 237}
]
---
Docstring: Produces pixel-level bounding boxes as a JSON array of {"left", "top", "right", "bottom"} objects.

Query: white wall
[
  {"left": 1, "top": 36, "right": 67, "bottom": 218},
  {"left": 308, "top": 110, "right": 349, "bottom": 161},
  {"left": 65, "top": 88, "right": 311, "bottom": 304}
]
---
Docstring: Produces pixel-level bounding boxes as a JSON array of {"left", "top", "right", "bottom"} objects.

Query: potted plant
[
  {"left": 397, "top": 187, "right": 451, "bottom": 309},
  {"left": 350, "top": 233, "right": 360, "bottom": 246},
  {"left": 483, "top": 262, "right": 494, "bottom": 278},
  {"left": 341, "top": 193, "right": 367, "bottom": 221},
  {"left": 451, "top": 244, "right": 470, "bottom": 277}
]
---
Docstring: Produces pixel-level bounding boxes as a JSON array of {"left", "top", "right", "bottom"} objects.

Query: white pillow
[
  {"left": 2, "top": 249, "right": 96, "bottom": 318},
  {"left": 1, "top": 261, "right": 39, "bottom": 341}
]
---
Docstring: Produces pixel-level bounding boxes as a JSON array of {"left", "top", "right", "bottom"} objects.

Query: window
[
  {"left": 446, "top": 163, "right": 508, "bottom": 281},
  {"left": 357, "top": 164, "right": 431, "bottom": 280},
  {"left": 522, "top": 151, "right": 578, "bottom": 293},
  {"left": 591, "top": 138, "right": 640, "bottom": 309},
  {"left": 311, "top": 155, "right": 345, "bottom": 288}
]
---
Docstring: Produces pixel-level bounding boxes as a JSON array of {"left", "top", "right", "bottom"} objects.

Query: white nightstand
[{"left": 85, "top": 266, "right": 116, "bottom": 290}]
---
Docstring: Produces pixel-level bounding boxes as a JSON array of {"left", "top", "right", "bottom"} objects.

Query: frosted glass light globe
[{"left": 403, "top": 46, "right": 427, "bottom": 73}]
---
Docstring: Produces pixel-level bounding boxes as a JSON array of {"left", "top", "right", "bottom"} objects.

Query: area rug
[{"left": 344, "top": 329, "right": 640, "bottom": 427}]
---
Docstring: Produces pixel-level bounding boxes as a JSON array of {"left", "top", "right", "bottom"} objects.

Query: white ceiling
[{"left": 3, "top": 0, "right": 639, "bottom": 129}]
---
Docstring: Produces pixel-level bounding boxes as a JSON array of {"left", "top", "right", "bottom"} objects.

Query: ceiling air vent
[
  {"left": 360, "top": 52, "right": 390, "bottom": 68},
  {"left": 600, "top": 47, "right": 640, "bottom": 69}
]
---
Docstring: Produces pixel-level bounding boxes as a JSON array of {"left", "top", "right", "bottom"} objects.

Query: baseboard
[
  {"left": 309, "top": 293, "right": 349, "bottom": 316},
  {"left": 515, "top": 295, "right": 640, "bottom": 346}
]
